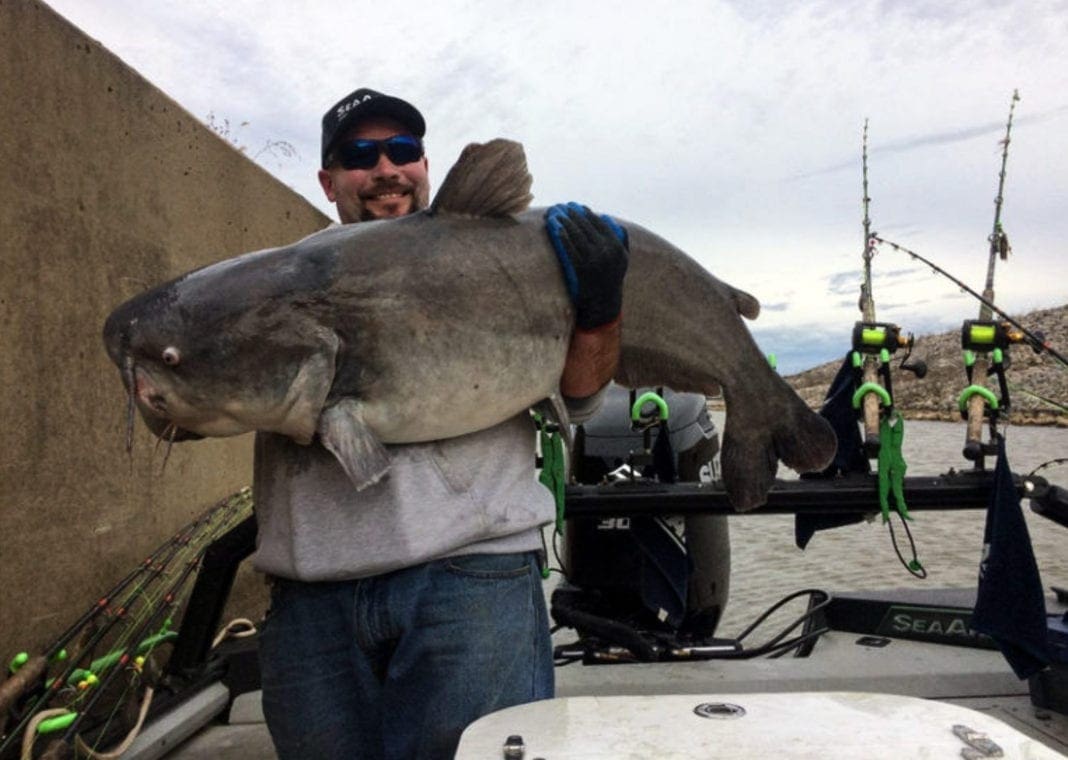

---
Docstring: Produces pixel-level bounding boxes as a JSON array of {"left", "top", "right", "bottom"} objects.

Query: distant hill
[{"left": 784, "top": 303, "right": 1068, "bottom": 426}]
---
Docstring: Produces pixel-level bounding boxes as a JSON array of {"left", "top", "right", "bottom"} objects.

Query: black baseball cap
[{"left": 320, "top": 88, "right": 426, "bottom": 167}]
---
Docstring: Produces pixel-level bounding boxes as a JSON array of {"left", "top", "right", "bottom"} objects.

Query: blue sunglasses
[{"left": 335, "top": 135, "right": 424, "bottom": 170}]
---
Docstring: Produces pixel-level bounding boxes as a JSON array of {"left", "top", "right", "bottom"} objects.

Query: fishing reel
[
  {"left": 851, "top": 322, "right": 927, "bottom": 457},
  {"left": 961, "top": 319, "right": 1028, "bottom": 353},
  {"left": 959, "top": 320, "right": 1017, "bottom": 441},
  {"left": 851, "top": 322, "right": 927, "bottom": 378},
  {"left": 959, "top": 320, "right": 1025, "bottom": 408}
]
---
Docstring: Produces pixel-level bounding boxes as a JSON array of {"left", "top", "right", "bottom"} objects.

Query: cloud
[
  {"left": 828, "top": 271, "right": 862, "bottom": 296},
  {"left": 750, "top": 323, "right": 850, "bottom": 376},
  {"left": 40, "top": 0, "right": 1068, "bottom": 371},
  {"left": 788, "top": 103, "right": 1068, "bottom": 182}
]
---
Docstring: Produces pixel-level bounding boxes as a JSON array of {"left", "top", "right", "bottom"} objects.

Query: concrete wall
[{"left": 0, "top": 0, "right": 330, "bottom": 659}]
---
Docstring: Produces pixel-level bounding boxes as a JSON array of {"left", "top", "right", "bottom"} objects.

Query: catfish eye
[{"left": 162, "top": 347, "right": 181, "bottom": 366}]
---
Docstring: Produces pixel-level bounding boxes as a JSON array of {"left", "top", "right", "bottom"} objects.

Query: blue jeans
[{"left": 259, "top": 551, "right": 553, "bottom": 760}]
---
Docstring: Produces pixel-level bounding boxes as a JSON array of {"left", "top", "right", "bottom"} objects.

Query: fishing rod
[
  {"left": 869, "top": 235, "right": 1065, "bottom": 367},
  {"left": 0, "top": 490, "right": 251, "bottom": 760},
  {"left": 37, "top": 550, "right": 207, "bottom": 760},
  {"left": 10, "top": 494, "right": 250, "bottom": 760},
  {"left": 0, "top": 501, "right": 225, "bottom": 725},
  {"left": 851, "top": 120, "right": 926, "bottom": 455},
  {"left": 856, "top": 118, "right": 883, "bottom": 453},
  {"left": 962, "top": 89, "right": 1020, "bottom": 466}
]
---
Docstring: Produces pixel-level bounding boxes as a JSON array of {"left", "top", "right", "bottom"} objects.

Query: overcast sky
[{"left": 45, "top": 0, "right": 1068, "bottom": 373}]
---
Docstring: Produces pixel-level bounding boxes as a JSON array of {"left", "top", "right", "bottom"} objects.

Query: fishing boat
[{"left": 5, "top": 379, "right": 1065, "bottom": 760}]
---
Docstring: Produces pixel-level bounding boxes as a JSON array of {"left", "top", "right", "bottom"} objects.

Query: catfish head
[{"left": 102, "top": 250, "right": 340, "bottom": 449}]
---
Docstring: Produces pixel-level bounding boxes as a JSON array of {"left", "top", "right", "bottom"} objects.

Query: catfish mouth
[
  {"left": 136, "top": 404, "right": 203, "bottom": 444},
  {"left": 122, "top": 358, "right": 202, "bottom": 450},
  {"left": 113, "top": 325, "right": 338, "bottom": 450}
]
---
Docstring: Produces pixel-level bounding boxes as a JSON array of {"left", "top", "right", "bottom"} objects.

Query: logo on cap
[{"left": 336, "top": 93, "right": 375, "bottom": 121}]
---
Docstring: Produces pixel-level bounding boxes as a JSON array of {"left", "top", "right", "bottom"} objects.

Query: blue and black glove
[{"left": 544, "top": 202, "right": 629, "bottom": 330}]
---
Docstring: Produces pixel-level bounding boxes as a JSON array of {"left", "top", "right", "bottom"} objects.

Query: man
[{"left": 253, "top": 88, "right": 628, "bottom": 759}]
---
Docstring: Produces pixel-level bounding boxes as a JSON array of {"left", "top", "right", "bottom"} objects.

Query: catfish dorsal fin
[{"left": 430, "top": 139, "right": 533, "bottom": 217}]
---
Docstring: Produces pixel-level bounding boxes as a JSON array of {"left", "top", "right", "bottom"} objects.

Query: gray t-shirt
[{"left": 251, "top": 413, "right": 554, "bottom": 580}]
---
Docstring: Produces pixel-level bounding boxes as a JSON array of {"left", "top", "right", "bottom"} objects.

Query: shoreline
[
  {"left": 902, "top": 408, "right": 1068, "bottom": 427},
  {"left": 705, "top": 399, "right": 1067, "bottom": 427}
]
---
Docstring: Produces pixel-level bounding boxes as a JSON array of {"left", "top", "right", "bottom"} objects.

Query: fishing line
[
  {"left": 1008, "top": 385, "right": 1068, "bottom": 415},
  {"left": 67, "top": 494, "right": 251, "bottom": 757},
  {"left": 871, "top": 235, "right": 1066, "bottom": 367},
  {"left": 0, "top": 491, "right": 251, "bottom": 760},
  {"left": 1028, "top": 458, "right": 1068, "bottom": 478},
  {"left": 0, "top": 530, "right": 196, "bottom": 757},
  {"left": 886, "top": 515, "right": 927, "bottom": 579}
]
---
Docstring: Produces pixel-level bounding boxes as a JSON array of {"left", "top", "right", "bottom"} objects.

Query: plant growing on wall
[{"left": 206, "top": 111, "right": 298, "bottom": 170}]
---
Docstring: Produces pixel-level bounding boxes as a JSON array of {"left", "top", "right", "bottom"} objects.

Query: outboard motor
[{"left": 552, "top": 384, "right": 730, "bottom": 649}]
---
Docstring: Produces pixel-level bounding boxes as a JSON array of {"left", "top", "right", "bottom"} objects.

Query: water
[{"left": 711, "top": 416, "right": 1068, "bottom": 635}]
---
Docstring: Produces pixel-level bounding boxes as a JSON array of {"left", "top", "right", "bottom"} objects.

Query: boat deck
[{"left": 120, "top": 628, "right": 1067, "bottom": 758}]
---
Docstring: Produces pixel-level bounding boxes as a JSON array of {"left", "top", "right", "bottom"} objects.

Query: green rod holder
[
  {"left": 852, "top": 382, "right": 891, "bottom": 410},
  {"left": 631, "top": 392, "right": 669, "bottom": 422}
]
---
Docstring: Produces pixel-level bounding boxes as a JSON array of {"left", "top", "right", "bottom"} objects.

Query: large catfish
[{"left": 103, "top": 140, "right": 835, "bottom": 510}]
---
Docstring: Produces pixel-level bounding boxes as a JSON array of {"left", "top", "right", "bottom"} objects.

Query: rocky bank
[{"left": 784, "top": 303, "right": 1068, "bottom": 426}]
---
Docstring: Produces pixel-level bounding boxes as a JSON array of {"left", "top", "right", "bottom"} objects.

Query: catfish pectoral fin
[{"left": 317, "top": 399, "right": 391, "bottom": 491}]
